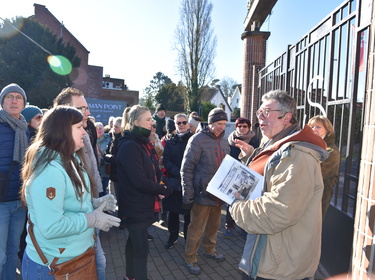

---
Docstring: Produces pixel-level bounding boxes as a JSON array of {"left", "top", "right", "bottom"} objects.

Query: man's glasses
[
  {"left": 176, "top": 121, "right": 188, "bottom": 126},
  {"left": 76, "top": 106, "right": 90, "bottom": 113},
  {"left": 237, "top": 125, "right": 248, "bottom": 128},
  {"left": 256, "top": 108, "right": 281, "bottom": 118},
  {"left": 4, "top": 94, "right": 23, "bottom": 101}
]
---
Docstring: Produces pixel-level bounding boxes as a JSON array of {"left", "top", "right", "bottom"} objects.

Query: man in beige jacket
[{"left": 230, "top": 90, "right": 328, "bottom": 280}]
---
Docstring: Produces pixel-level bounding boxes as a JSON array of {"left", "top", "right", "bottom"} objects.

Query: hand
[
  {"left": 160, "top": 177, "right": 173, "bottom": 198},
  {"left": 92, "top": 194, "right": 117, "bottom": 212},
  {"left": 85, "top": 203, "right": 121, "bottom": 231},
  {"left": 234, "top": 139, "right": 254, "bottom": 156},
  {"left": 162, "top": 184, "right": 173, "bottom": 199},
  {"left": 234, "top": 191, "right": 241, "bottom": 199}
]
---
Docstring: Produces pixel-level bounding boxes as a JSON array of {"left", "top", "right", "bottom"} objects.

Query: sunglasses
[
  {"left": 34, "top": 115, "right": 43, "bottom": 121},
  {"left": 237, "top": 125, "right": 249, "bottom": 128},
  {"left": 177, "top": 121, "right": 188, "bottom": 125}
]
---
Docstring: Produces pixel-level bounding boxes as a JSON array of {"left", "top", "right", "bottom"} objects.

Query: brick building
[{"left": 32, "top": 4, "right": 138, "bottom": 110}]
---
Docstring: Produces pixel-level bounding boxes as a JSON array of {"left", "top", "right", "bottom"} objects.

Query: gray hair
[
  {"left": 262, "top": 90, "right": 297, "bottom": 124},
  {"left": 174, "top": 113, "right": 188, "bottom": 121}
]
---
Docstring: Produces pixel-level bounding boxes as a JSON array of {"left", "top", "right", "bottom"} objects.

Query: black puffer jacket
[
  {"left": 116, "top": 131, "right": 170, "bottom": 219},
  {"left": 163, "top": 131, "right": 193, "bottom": 213},
  {"left": 105, "top": 132, "right": 121, "bottom": 182},
  {"left": 181, "top": 127, "right": 230, "bottom": 207}
]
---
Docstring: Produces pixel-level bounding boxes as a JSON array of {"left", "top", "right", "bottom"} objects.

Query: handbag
[{"left": 27, "top": 217, "right": 98, "bottom": 280}]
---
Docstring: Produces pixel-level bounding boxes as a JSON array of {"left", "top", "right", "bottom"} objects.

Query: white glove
[
  {"left": 85, "top": 203, "right": 121, "bottom": 231},
  {"left": 92, "top": 194, "right": 117, "bottom": 212}
]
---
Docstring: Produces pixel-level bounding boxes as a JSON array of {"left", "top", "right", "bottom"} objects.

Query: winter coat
[
  {"left": 97, "top": 133, "right": 111, "bottom": 178},
  {"left": 181, "top": 127, "right": 230, "bottom": 207},
  {"left": 0, "top": 121, "right": 30, "bottom": 201},
  {"left": 116, "top": 131, "right": 169, "bottom": 220},
  {"left": 152, "top": 114, "right": 166, "bottom": 139},
  {"left": 25, "top": 151, "right": 95, "bottom": 265},
  {"left": 105, "top": 132, "right": 121, "bottom": 182},
  {"left": 321, "top": 133, "right": 340, "bottom": 217},
  {"left": 163, "top": 132, "right": 193, "bottom": 213},
  {"left": 230, "top": 127, "right": 327, "bottom": 279}
]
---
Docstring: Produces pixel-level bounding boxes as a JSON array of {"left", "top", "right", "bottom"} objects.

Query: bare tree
[{"left": 174, "top": 0, "right": 217, "bottom": 112}]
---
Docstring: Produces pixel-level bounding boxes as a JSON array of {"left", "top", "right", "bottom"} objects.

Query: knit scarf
[
  {"left": 228, "top": 129, "right": 256, "bottom": 147},
  {"left": 249, "top": 124, "right": 327, "bottom": 176},
  {"left": 0, "top": 109, "right": 29, "bottom": 162}
]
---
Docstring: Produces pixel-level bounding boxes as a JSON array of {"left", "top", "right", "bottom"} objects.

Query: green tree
[
  {"left": 142, "top": 72, "right": 173, "bottom": 109},
  {"left": 155, "top": 82, "right": 186, "bottom": 112},
  {"left": 199, "top": 101, "right": 216, "bottom": 121},
  {"left": 174, "top": 0, "right": 217, "bottom": 112},
  {"left": 0, "top": 17, "right": 80, "bottom": 108}
]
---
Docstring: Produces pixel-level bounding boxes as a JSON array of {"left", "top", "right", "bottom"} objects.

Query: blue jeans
[
  {"left": 0, "top": 200, "right": 26, "bottom": 280},
  {"left": 96, "top": 229, "right": 106, "bottom": 280},
  {"left": 22, "top": 252, "right": 54, "bottom": 280}
]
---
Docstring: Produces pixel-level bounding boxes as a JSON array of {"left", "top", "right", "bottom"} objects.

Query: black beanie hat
[
  {"left": 208, "top": 108, "right": 227, "bottom": 124},
  {"left": 166, "top": 119, "right": 176, "bottom": 134},
  {"left": 156, "top": 104, "right": 166, "bottom": 112}
]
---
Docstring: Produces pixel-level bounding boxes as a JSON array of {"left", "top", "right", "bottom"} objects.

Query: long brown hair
[{"left": 21, "top": 106, "right": 90, "bottom": 203}]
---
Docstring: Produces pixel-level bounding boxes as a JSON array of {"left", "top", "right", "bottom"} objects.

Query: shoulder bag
[{"left": 27, "top": 217, "right": 98, "bottom": 280}]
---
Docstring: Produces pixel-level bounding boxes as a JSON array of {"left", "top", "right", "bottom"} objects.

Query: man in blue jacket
[{"left": 0, "top": 83, "right": 29, "bottom": 280}]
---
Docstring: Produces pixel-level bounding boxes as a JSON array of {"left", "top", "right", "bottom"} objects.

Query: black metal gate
[{"left": 256, "top": 0, "right": 370, "bottom": 275}]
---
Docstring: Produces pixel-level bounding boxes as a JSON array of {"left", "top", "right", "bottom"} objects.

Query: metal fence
[{"left": 257, "top": 0, "right": 368, "bottom": 218}]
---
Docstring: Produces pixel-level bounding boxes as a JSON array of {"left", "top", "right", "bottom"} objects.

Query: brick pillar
[
  {"left": 351, "top": 2, "right": 375, "bottom": 278},
  {"left": 241, "top": 31, "right": 270, "bottom": 126}
]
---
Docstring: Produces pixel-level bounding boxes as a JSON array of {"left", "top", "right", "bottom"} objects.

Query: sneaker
[
  {"left": 147, "top": 233, "right": 154, "bottom": 241},
  {"left": 203, "top": 252, "right": 225, "bottom": 262},
  {"left": 224, "top": 229, "right": 233, "bottom": 239},
  {"left": 164, "top": 240, "right": 177, "bottom": 249},
  {"left": 185, "top": 262, "right": 201, "bottom": 275}
]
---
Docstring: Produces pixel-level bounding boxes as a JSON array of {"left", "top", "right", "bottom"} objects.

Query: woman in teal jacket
[{"left": 20, "top": 106, "right": 119, "bottom": 279}]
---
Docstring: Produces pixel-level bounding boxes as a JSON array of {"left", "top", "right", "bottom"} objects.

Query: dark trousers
[
  {"left": 167, "top": 211, "right": 190, "bottom": 242},
  {"left": 225, "top": 204, "right": 235, "bottom": 229},
  {"left": 125, "top": 224, "right": 149, "bottom": 280}
]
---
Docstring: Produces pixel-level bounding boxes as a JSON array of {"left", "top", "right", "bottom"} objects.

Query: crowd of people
[{"left": 0, "top": 82, "right": 340, "bottom": 280}]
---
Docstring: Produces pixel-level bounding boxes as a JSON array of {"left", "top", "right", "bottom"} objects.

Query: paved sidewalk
[
  {"left": 102, "top": 207, "right": 245, "bottom": 280},
  {"left": 16, "top": 206, "right": 328, "bottom": 279},
  {"left": 101, "top": 207, "right": 329, "bottom": 280}
]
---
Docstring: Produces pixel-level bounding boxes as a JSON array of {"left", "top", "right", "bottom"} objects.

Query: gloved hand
[
  {"left": 92, "top": 194, "right": 117, "bottom": 212},
  {"left": 85, "top": 203, "right": 121, "bottom": 232},
  {"left": 160, "top": 177, "right": 173, "bottom": 199}
]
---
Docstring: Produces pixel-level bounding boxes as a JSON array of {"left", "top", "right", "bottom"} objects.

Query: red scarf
[
  {"left": 249, "top": 125, "right": 326, "bottom": 176},
  {"left": 141, "top": 141, "right": 162, "bottom": 213}
]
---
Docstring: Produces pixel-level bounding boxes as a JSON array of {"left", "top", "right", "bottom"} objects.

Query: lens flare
[{"left": 47, "top": 55, "right": 72, "bottom": 75}]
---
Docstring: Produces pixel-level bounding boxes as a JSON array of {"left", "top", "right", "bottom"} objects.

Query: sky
[{"left": 2, "top": 0, "right": 345, "bottom": 95}]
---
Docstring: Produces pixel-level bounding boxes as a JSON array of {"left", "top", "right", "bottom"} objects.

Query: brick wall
[{"left": 241, "top": 30, "right": 270, "bottom": 127}]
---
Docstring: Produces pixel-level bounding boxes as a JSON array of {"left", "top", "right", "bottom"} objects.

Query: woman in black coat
[
  {"left": 162, "top": 113, "right": 193, "bottom": 249},
  {"left": 116, "top": 105, "right": 172, "bottom": 280}
]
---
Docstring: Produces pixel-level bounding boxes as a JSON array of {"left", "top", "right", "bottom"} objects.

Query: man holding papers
[{"left": 230, "top": 90, "right": 328, "bottom": 280}]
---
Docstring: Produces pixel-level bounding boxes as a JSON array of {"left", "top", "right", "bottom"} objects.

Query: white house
[
  {"left": 228, "top": 85, "right": 242, "bottom": 111},
  {"left": 199, "top": 85, "right": 232, "bottom": 121}
]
